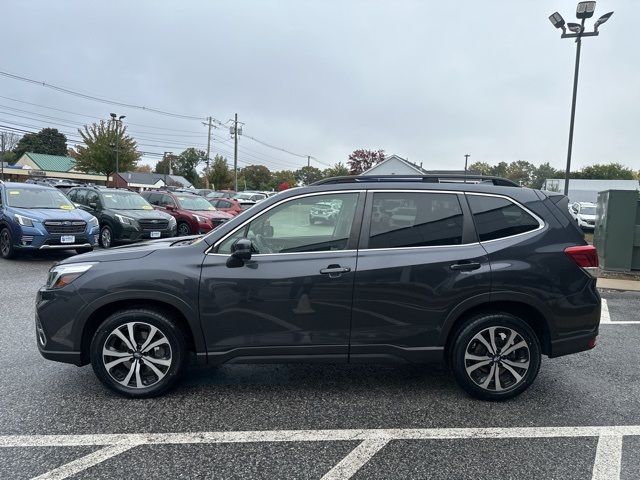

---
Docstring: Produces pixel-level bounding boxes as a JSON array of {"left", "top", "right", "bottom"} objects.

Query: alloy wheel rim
[
  {"left": 101, "top": 228, "right": 111, "bottom": 247},
  {"left": 178, "top": 224, "right": 190, "bottom": 236},
  {"left": 102, "top": 321, "right": 172, "bottom": 389},
  {"left": 0, "top": 230, "right": 9, "bottom": 256},
  {"left": 464, "top": 326, "right": 530, "bottom": 392}
]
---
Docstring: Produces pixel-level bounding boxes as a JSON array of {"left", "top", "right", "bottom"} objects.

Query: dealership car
[
  {"left": 208, "top": 197, "right": 244, "bottom": 216},
  {"left": 309, "top": 200, "right": 339, "bottom": 224},
  {"left": 67, "top": 187, "right": 176, "bottom": 248},
  {"left": 569, "top": 202, "right": 597, "bottom": 230},
  {"left": 36, "top": 175, "right": 600, "bottom": 400},
  {"left": 141, "top": 190, "right": 233, "bottom": 236},
  {"left": 0, "top": 181, "right": 99, "bottom": 258}
]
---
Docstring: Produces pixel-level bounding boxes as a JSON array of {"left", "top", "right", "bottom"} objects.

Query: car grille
[
  {"left": 139, "top": 219, "right": 169, "bottom": 231},
  {"left": 44, "top": 221, "right": 86, "bottom": 235}
]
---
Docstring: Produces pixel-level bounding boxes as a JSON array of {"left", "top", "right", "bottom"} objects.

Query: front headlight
[
  {"left": 87, "top": 216, "right": 99, "bottom": 228},
  {"left": 46, "top": 263, "right": 96, "bottom": 289},
  {"left": 115, "top": 214, "right": 135, "bottom": 226},
  {"left": 14, "top": 214, "right": 35, "bottom": 227},
  {"left": 193, "top": 214, "right": 207, "bottom": 223},
  {"left": 168, "top": 216, "right": 176, "bottom": 228}
]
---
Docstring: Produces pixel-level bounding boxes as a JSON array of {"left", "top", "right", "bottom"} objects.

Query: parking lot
[{"left": 1, "top": 252, "right": 640, "bottom": 479}]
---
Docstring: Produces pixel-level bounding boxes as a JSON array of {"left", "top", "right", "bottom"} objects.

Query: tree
[
  {"left": 13, "top": 128, "right": 67, "bottom": 158},
  {"left": 576, "top": 163, "right": 636, "bottom": 180},
  {"left": 295, "top": 165, "right": 323, "bottom": 185},
  {"left": 531, "top": 162, "right": 562, "bottom": 189},
  {"left": 271, "top": 170, "right": 297, "bottom": 189},
  {"left": 133, "top": 164, "right": 153, "bottom": 173},
  {"left": 241, "top": 165, "right": 272, "bottom": 190},
  {"left": 468, "top": 161, "right": 493, "bottom": 175},
  {"left": 1, "top": 132, "right": 20, "bottom": 162},
  {"left": 207, "top": 155, "right": 233, "bottom": 190},
  {"left": 491, "top": 161, "right": 509, "bottom": 178},
  {"left": 347, "top": 149, "right": 385, "bottom": 175},
  {"left": 505, "top": 160, "right": 536, "bottom": 187},
  {"left": 154, "top": 153, "right": 179, "bottom": 175},
  {"left": 323, "top": 162, "right": 350, "bottom": 178},
  {"left": 74, "top": 121, "right": 140, "bottom": 181},
  {"left": 154, "top": 148, "right": 205, "bottom": 187}
]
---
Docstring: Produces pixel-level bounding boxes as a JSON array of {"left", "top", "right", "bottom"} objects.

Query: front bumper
[
  {"left": 15, "top": 225, "right": 99, "bottom": 251},
  {"left": 116, "top": 223, "right": 177, "bottom": 243}
]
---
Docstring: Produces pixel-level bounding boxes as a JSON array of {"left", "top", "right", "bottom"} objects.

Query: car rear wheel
[
  {"left": 0, "top": 227, "right": 15, "bottom": 259},
  {"left": 177, "top": 222, "right": 191, "bottom": 236},
  {"left": 450, "top": 313, "right": 541, "bottom": 401},
  {"left": 90, "top": 309, "right": 188, "bottom": 398},
  {"left": 99, "top": 225, "right": 113, "bottom": 248}
]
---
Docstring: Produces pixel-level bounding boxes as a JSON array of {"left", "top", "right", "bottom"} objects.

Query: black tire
[
  {"left": 450, "top": 313, "right": 541, "bottom": 401},
  {"left": 90, "top": 308, "right": 188, "bottom": 398},
  {"left": 99, "top": 225, "right": 114, "bottom": 248},
  {"left": 75, "top": 247, "right": 94, "bottom": 255},
  {"left": 177, "top": 222, "right": 191, "bottom": 236},
  {"left": 0, "top": 227, "right": 15, "bottom": 259}
]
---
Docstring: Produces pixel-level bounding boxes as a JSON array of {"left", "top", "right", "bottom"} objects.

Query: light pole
[
  {"left": 163, "top": 151, "right": 173, "bottom": 187},
  {"left": 464, "top": 154, "right": 470, "bottom": 182},
  {"left": 548, "top": 2, "right": 613, "bottom": 196},
  {"left": 110, "top": 113, "right": 126, "bottom": 182}
]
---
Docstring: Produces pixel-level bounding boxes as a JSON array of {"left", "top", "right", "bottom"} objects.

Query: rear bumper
[
  {"left": 548, "top": 329, "right": 598, "bottom": 358},
  {"left": 38, "top": 347, "right": 83, "bottom": 366}
]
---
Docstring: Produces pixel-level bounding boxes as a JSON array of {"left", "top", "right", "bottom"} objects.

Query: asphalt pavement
[{"left": 1, "top": 250, "right": 640, "bottom": 479}]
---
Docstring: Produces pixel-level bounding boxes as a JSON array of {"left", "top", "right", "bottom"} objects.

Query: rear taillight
[{"left": 564, "top": 245, "right": 599, "bottom": 268}]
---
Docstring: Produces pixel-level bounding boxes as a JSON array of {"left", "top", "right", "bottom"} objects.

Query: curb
[{"left": 597, "top": 278, "right": 640, "bottom": 292}]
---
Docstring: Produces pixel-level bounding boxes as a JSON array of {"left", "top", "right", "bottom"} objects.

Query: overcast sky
[{"left": 1, "top": 0, "right": 636, "bottom": 173}]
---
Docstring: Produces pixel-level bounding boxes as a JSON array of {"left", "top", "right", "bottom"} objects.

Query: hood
[
  {"left": 10, "top": 206, "right": 94, "bottom": 222},
  {"left": 110, "top": 209, "right": 173, "bottom": 220},
  {"left": 190, "top": 210, "right": 234, "bottom": 220}
]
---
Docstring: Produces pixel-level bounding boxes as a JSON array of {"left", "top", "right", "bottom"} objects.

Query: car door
[
  {"left": 199, "top": 190, "right": 364, "bottom": 363},
  {"left": 349, "top": 190, "right": 491, "bottom": 363}
]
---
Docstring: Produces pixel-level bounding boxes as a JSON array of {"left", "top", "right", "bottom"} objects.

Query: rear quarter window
[{"left": 468, "top": 195, "right": 540, "bottom": 242}]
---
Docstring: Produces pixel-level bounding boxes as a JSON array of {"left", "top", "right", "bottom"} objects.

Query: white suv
[{"left": 569, "top": 202, "right": 596, "bottom": 230}]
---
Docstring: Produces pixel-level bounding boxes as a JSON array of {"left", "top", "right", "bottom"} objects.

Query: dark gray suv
[{"left": 36, "top": 175, "right": 600, "bottom": 400}]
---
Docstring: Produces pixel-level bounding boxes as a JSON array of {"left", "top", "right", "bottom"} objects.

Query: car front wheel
[
  {"left": 90, "top": 309, "right": 188, "bottom": 398},
  {"left": 450, "top": 313, "right": 541, "bottom": 401},
  {"left": 177, "top": 222, "right": 191, "bottom": 236},
  {"left": 100, "top": 225, "right": 113, "bottom": 248},
  {"left": 0, "top": 227, "right": 15, "bottom": 259}
]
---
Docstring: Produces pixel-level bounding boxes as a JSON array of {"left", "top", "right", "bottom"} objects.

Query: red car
[
  {"left": 142, "top": 191, "right": 233, "bottom": 236},
  {"left": 208, "top": 197, "right": 243, "bottom": 216}
]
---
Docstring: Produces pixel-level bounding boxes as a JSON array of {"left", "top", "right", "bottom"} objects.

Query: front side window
[
  {"left": 368, "top": 192, "right": 464, "bottom": 249},
  {"left": 217, "top": 192, "right": 359, "bottom": 254},
  {"left": 468, "top": 195, "right": 540, "bottom": 242}
]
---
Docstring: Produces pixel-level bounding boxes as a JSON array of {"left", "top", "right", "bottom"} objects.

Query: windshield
[
  {"left": 101, "top": 192, "right": 153, "bottom": 210},
  {"left": 176, "top": 195, "right": 215, "bottom": 211},
  {"left": 6, "top": 188, "right": 75, "bottom": 210},
  {"left": 581, "top": 206, "right": 596, "bottom": 215}
]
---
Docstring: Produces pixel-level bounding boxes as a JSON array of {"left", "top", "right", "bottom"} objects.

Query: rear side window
[
  {"left": 468, "top": 195, "right": 540, "bottom": 241},
  {"left": 368, "top": 192, "right": 464, "bottom": 249}
]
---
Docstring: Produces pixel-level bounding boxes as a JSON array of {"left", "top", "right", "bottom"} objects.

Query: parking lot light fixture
[{"left": 548, "top": 1, "right": 614, "bottom": 196}]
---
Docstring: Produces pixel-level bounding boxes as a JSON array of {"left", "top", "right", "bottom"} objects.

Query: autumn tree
[
  {"left": 134, "top": 164, "right": 153, "bottom": 173},
  {"left": 347, "top": 149, "right": 385, "bottom": 175},
  {"left": 74, "top": 121, "right": 139, "bottom": 181},
  {"left": 14, "top": 128, "right": 67, "bottom": 158},
  {"left": 1, "top": 131, "right": 20, "bottom": 162}
]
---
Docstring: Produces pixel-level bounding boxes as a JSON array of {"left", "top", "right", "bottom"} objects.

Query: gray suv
[{"left": 36, "top": 175, "right": 600, "bottom": 400}]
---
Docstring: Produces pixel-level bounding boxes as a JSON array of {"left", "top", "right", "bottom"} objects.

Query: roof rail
[{"left": 313, "top": 174, "right": 521, "bottom": 187}]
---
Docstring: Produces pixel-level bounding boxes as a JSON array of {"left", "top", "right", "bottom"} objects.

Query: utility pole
[
  {"left": 203, "top": 116, "right": 213, "bottom": 189},
  {"left": 307, "top": 155, "right": 310, "bottom": 168},
  {"left": 464, "top": 154, "right": 470, "bottom": 182},
  {"left": 233, "top": 113, "right": 239, "bottom": 191},
  {"left": 163, "top": 151, "right": 172, "bottom": 187}
]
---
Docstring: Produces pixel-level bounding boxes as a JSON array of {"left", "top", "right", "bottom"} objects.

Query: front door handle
[
  {"left": 320, "top": 265, "right": 351, "bottom": 277},
  {"left": 450, "top": 261, "right": 481, "bottom": 271}
]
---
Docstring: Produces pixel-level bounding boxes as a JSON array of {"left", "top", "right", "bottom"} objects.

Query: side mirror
[
  {"left": 88, "top": 202, "right": 97, "bottom": 209},
  {"left": 165, "top": 204, "right": 175, "bottom": 211},
  {"left": 226, "top": 238, "right": 252, "bottom": 268}
]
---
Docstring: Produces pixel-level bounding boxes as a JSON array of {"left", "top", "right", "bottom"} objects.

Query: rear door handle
[
  {"left": 450, "top": 261, "right": 481, "bottom": 271},
  {"left": 320, "top": 265, "right": 351, "bottom": 277}
]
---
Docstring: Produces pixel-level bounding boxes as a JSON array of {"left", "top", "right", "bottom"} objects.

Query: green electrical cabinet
[{"left": 593, "top": 189, "right": 640, "bottom": 271}]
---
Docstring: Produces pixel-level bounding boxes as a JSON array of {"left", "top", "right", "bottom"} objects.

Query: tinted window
[
  {"left": 75, "top": 189, "right": 87, "bottom": 205},
  {"left": 368, "top": 192, "right": 463, "bottom": 249},
  {"left": 86, "top": 191, "right": 99, "bottom": 207},
  {"left": 145, "top": 192, "right": 161, "bottom": 205},
  {"left": 67, "top": 189, "right": 77, "bottom": 202},
  {"left": 217, "top": 193, "right": 359, "bottom": 254},
  {"left": 468, "top": 195, "right": 540, "bottom": 241},
  {"left": 161, "top": 195, "right": 176, "bottom": 207}
]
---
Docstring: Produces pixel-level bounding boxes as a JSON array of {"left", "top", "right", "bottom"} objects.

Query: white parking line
[
  {"left": 599, "top": 298, "right": 640, "bottom": 325},
  {"left": 0, "top": 425, "right": 634, "bottom": 480}
]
